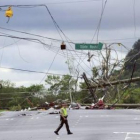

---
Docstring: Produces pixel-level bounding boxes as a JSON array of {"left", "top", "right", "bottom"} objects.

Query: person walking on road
[{"left": 54, "top": 103, "right": 73, "bottom": 135}]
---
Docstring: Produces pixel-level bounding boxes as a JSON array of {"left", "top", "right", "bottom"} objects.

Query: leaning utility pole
[
  {"left": 91, "top": 77, "right": 140, "bottom": 89},
  {"left": 82, "top": 72, "right": 97, "bottom": 103}
]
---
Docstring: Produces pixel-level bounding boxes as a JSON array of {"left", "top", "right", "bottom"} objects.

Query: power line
[
  {"left": 47, "top": 0, "right": 102, "bottom": 5},
  {"left": 0, "top": 31, "right": 129, "bottom": 78},
  {"left": 0, "top": 27, "right": 138, "bottom": 43},
  {"left": 44, "top": 4, "right": 93, "bottom": 75},
  {"left": 0, "top": 32, "right": 87, "bottom": 56},
  {"left": 133, "top": 0, "right": 136, "bottom": 38},
  {"left": 0, "top": 27, "right": 73, "bottom": 44},
  {"left": 39, "top": 50, "right": 60, "bottom": 84},
  {"left": 0, "top": 66, "right": 81, "bottom": 78},
  {"left": 0, "top": 4, "right": 76, "bottom": 46},
  {"left": 0, "top": 5, "right": 97, "bottom": 76},
  {"left": 96, "top": 0, "right": 107, "bottom": 42},
  {"left": 0, "top": 32, "right": 130, "bottom": 68},
  {"left": 0, "top": 36, "right": 7, "bottom": 67},
  {"left": 0, "top": 32, "right": 88, "bottom": 61},
  {"left": 90, "top": 0, "right": 107, "bottom": 43},
  {"left": 89, "top": 0, "right": 107, "bottom": 69},
  {"left": 0, "top": 33, "right": 93, "bottom": 77},
  {"left": 0, "top": 40, "right": 21, "bottom": 50},
  {"left": 0, "top": 32, "right": 51, "bottom": 46},
  {"left": 0, "top": 1, "right": 102, "bottom": 8},
  {"left": 1, "top": 3, "right": 129, "bottom": 78},
  {"left": 13, "top": 39, "right": 30, "bottom": 63},
  {"left": 43, "top": 4, "right": 91, "bottom": 76}
]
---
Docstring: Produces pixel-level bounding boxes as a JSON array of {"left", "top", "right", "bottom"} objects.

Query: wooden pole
[
  {"left": 91, "top": 77, "right": 140, "bottom": 88},
  {"left": 83, "top": 72, "right": 97, "bottom": 103}
]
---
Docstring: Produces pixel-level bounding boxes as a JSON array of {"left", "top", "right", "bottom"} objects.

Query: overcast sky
[{"left": 0, "top": 0, "right": 139, "bottom": 87}]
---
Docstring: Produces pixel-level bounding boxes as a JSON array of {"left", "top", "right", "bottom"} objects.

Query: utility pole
[
  {"left": 91, "top": 77, "right": 140, "bottom": 89},
  {"left": 69, "top": 77, "right": 73, "bottom": 104},
  {"left": 82, "top": 72, "right": 97, "bottom": 103}
]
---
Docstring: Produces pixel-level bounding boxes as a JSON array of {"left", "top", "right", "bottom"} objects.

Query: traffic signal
[{"left": 61, "top": 42, "right": 66, "bottom": 50}]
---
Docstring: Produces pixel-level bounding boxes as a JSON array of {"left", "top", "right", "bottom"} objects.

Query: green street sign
[{"left": 75, "top": 42, "right": 103, "bottom": 50}]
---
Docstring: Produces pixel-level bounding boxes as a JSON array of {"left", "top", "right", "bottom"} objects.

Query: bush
[{"left": 10, "top": 105, "right": 21, "bottom": 111}]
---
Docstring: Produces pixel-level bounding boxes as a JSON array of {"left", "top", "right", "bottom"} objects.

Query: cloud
[
  {"left": 0, "top": 0, "right": 139, "bottom": 31},
  {"left": 0, "top": 0, "right": 139, "bottom": 87}
]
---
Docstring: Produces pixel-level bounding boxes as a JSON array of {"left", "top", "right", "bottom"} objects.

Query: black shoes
[
  {"left": 68, "top": 132, "right": 73, "bottom": 135},
  {"left": 54, "top": 131, "right": 59, "bottom": 135},
  {"left": 54, "top": 131, "right": 73, "bottom": 135}
]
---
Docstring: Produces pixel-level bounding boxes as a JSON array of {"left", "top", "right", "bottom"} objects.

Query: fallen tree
[{"left": 91, "top": 77, "right": 140, "bottom": 89}]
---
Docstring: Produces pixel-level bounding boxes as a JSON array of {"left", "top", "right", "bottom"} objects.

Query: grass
[
  {"left": 0, "top": 110, "right": 6, "bottom": 116},
  {"left": 0, "top": 110, "right": 6, "bottom": 113}
]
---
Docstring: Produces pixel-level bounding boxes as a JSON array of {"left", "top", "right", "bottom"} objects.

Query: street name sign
[{"left": 75, "top": 42, "right": 103, "bottom": 50}]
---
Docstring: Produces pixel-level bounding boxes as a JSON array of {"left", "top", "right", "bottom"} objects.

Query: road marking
[
  {"left": 73, "top": 116, "right": 82, "bottom": 128},
  {"left": 85, "top": 115, "right": 88, "bottom": 118},
  {"left": 114, "top": 132, "right": 140, "bottom": 135},
  {"left": 36, "top": 117, "right": 39, "bottom": 119},
  {"left": 133, "top": 110, "right": 140, "bottom": 112},
  {"left": 6, "top": 119, "right": 9, "bottom": 121},
  {"left": 126, "top": 133, "right": 140, "bottom": 140},
  {"left": 31, "top": 117, "right": 34, "bottom": 119},
  {"left": 55, "top": 116, "right": 59, "bottom": 118},
  {"left": 100, "top": 115, "right": 109, "bottom": 117},
  {"left": 10, "top": 118, "right": 13, "bottom": 120},
  {"left": 124, "top": 133, "right": 128, "bottom": 140},
  {"left": 114, "top": 132, "right": 140, "bottom": 140},
  {"left": 134, "top": 117, "right": 139, "bottom": 120}
]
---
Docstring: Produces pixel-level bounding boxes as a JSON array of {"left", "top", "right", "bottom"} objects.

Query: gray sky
[{"left": 0, "top": 0, "right": 139, "bottom": 87}]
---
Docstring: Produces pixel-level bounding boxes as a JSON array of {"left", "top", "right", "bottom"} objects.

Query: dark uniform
[{"left": 54, "top": 105, "right": 73, "bottom": 135}]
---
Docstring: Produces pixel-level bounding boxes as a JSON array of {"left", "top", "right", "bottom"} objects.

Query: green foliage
[
  {"left": 45, "top": 75, "right": 77, "bottom": 95},
  {"left": 107, "top": 39, "right": 140, "bottom": 104},
  {"left": 78, "top": 82, "right": 91, "bottom": 103},
  {"left": 122, "top": 88, "right": 140, "bottom": 104},
  {"left": 0, "top": 80, "right": 15, "bottom": 88},
  {"left": 92, "top": 67, "right": 99, "bottom": 78},
  {"left": 26, "top": 84, "right": 44, "bottom": 92},
  {"left": 10, "top": 105, "right": 21, "bottom": 111},
  {"left": 0, "top": 81, "right": 45, "bottom": 110},
  {"left": 45, "top": 75, "right": 60, "bottom": 86},
  {"left": 123, "top": 39, "right": 140, "bottom": 81}
]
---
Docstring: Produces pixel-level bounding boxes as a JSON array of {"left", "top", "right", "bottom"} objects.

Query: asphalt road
[{"left": 0, "top": 109, "right": 140, "bottom": 140}]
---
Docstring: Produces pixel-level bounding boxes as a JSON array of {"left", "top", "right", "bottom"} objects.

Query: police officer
[{"left": 54, "top": 103, "right": 73, "bottom": 135}]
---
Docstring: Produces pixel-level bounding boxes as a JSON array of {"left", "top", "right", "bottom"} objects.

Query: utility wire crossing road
[{"left": 0, "top": 109, "right": 140, "bottom": 140}]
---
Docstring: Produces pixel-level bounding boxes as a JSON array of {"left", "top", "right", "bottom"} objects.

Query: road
[{"left": 0, "top": 109, "right": 140, "bottom": 140}]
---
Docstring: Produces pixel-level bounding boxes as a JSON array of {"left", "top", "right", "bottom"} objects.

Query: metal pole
[{"left": 69, "top": 77, "right": 73, "bottom": 104}]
